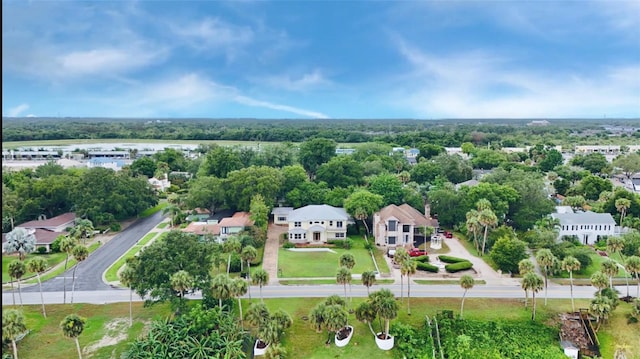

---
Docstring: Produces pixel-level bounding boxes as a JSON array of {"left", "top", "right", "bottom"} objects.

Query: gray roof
[
  {"left": 271, "top": 207, "right": 294, "bottom": 215},
  {"left": 288, "top": 205, "right": 350, "bottom": 222},
  {"left": 551, "top": 211, "right": 615, "bottom": 225}
]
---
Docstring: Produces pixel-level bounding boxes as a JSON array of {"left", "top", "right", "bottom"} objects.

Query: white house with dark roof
[
  {"left": 287, "top": 205, "right": 352, "bottom": 244},
  {"left": 551, "top": 208, "right": 616, "bottom": 245}
]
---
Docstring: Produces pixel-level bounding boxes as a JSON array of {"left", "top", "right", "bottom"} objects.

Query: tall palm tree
[
  {"left": 590, "top": 295, "right": 613, "bottom": 332},
  {"left": 323, "top": 304, "right": 348, "bottom": 344},
  {"left": 478, "top": 208, "right": 498, "bottom": 256},
  {"left": 252, "top": 268, "right": 269, "bottom": 302},
  {"left": 8, "top": 261, "right": 26, "bottom": 307},
  {"left": 535, "top": 248, "right": 556, "bottom": 306},
  {"left": 522, "top": 272, "right": 543, "bottom": 321},
  {"left": 601, "top": 259, "right": 619, "bottom": 289},
  {"left": 27, "top": 257, "right": 48, "bottom": 318},
  {"left": 607, "top": 237, "right": 625, "bottom": 259},
  {"left": 625, "top": 256, "right": 640, "bottom": 298},
  {"left": 170, "top": 270, "right": 194, "bottom": 309},
  {"left": 60, "top": 235, "right": 77, "bottom": 304},
  {"left": 246, "top": 302, "right": 270, "bottom": 344},
  {"left": 309, "top": 303, "right": 327, "bottom": 333},
  {"left": 465, "top": 209, "right": 481, "bottom": 253},
  {"left": 371, "top": 288, "right": 398, "bottom": 339},
  {"left": 402, "top": 258, "right": 417, "bottom": 315},
  {"left": 211, "top": 273, "right": 233, "bottom": 309},
  {"left": 361, "top": 270, "right": 377, "bottom": 295},
  {"left": 395, "top": 247, "right": 409, "bottom": 303},
  {"left": 70, "top": 219, "right": 94, "bottom": 245},
  {"left": 591, "top": 271, "right": 609, "bottom": 295},
  {"left": 561, "top": 256, "right": 581, "bottom": 312},
  {"left": 355, "top": 300, "right": 377, "bottom": 336},
  {"left": 222, "top": 237, "right": 241, "bottom": 274},
  {"left": 518, "top": 258, "right": 535, "bottom": 307},
  {"left": 162, "top": 204, "right": 182, "bottom": 227},
  {"left": 336, "top": 267, "right": 352, "bottom": 304},
  {"left": 60, "top": 314, "right": 86, "bottom": 359},
  {"left": 232, "top": 278, "right": 248, "bottom": 329},
  {"left": 70, "top": 245, "right": 89, "bottom": 304},
  {"left": 459, "top": 274, "right": 475, "bottom": 318},
  {"left": 119, "top": 266, "right": 136, "bottom": 326},
  {"left": 3, "top": 309, "right": 27, "bottom": 359},
  {"left": 271, "top": 309, "right": 293, "bottom": 340},
  {"left": 241, "top": 245, "right": 257, "bottom": 297},
  {"left": 615, "top": 198, "right": 631, "bottom": 226}
]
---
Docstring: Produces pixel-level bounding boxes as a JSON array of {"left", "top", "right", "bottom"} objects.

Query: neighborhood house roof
[
  {"left": 218, "top": 212, "right": 254, "bottom": 227},
  {"left": 378, "top": 204, "right": 436, "bottom": 227},
  {"left": 551, "top": 211, "right": 615, "bottom": 225},
  {"left": 19, "top": 212, "right": 76, "bottom": 231},
  {"left": 2, "top": 228, "right": 65, "bottom": 247},
  {"left": 271, "top": 207, "right": 294, "bottom": 215},
  {"left": 182, "top": 222, "right": 221, "bottom": 236},
  {"left": 288, "top": 205, "right": 350, "bottom": 222}
]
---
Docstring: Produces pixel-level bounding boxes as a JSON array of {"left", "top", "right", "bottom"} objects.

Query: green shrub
[
  {"left": 50, "top": 237, "right": 61, "bottom": 253},
  {"left": 414, "top": 255, "right": 430, "bottom": 263},
  {"left": 438, "top": 255, "right": 468, "bottom": 263},
  {"left": 283, "top": 241, "right": 296, "bottom": 249},
  {"left": 417, "top": 262, "right": 439, "bottom": 273},
  {"left": 445, "top": 261, "right": 473, "bottom": 273},
  {"left": 37, "top": 246, "right": 47, "bottom": 254},
  {"left": 109, "top": 222, "right": 121, "bottom": 232},
  {"left": 363, "top": 241, "right": 374, "bottom": 251}
]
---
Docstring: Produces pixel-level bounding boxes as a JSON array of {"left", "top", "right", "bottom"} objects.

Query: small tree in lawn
[
  {"left": 395, "top": 247, "right": 409, "bottom": 303},
  {"left": 60, "top": 235, "right": 77, "bottom": 304},
  {"left": 459, "top": 274, "right": 475, "bottom": 318},
  {"left": 241, "top": 245, "right": 257, "bottom": 298},
  {"left": 535, "top": 248, "right": 556, "bottom": 306},
  {"left": 309, "top": 303, "right": 327, "bottom": 334},
  {"left": 518, "top": 258, "right": 535, "bottom": 307},
  {"left": 119, "top": 265, "right": 136, "bottom": 326},
  {"left": 27, "top": 256, "right": 48, "bottom": 318},
  {"left": 323, "top": 304, "right": 348, "bottom": 344},
  {"left": 478, "top": 208, "right": 498, "bottom": 256},
  {"left": 4, "top": 227, "right": 36, "bottom": 261},
  {"left": 601, "top": 259, "right": 619, "bottom": 289},
  {"left": 252, "top": 268, "right": 269, "bottom": 302},
  {"left": 625, "top": 256, "right": 640, "bottom": 299},
  {"left": 170, "top": 270, "right": 194, "bottom": 310},
  {"left": 368, "top": 288, "right": 399, "bottom": 340},
  {"left": 70, "top": 245, "right": 89, "bottom": 304},
  {"left": 246, "top": 302, "right": 270, "bottom": 343},
  {"left": 223, "top": 237, "right": 241, "bottom": 274},
  {"left": 591, "top": 271, "right": 609, "bottom": 295},
  {"left": 336, "top": 267, "right": 352, "bottom": 304},
  {"left": 8, "top": 261, "right": 26, "bottom": 306},
  {"left": 355, "top": 300, "right": 377, "bottom": 336},
  {"left": 232, "top": 278, "right": 249, "bottom": 329},
  {"left": 60, "top": 314, "right": 86, "bottom": 359},
  {"left": 561, "top": 256, "right": 581, "bottom": 312},
  {"left": 590, "top": 294, "right": 613, "bottom": 332},
  {"left": 3, "top": 309, "right": 27, "bottom": 359},
  {"left": 211, "top": 273, "right": 233, "bottom": 309},
  {"left": 401, "top": 258, "right": 417, "bottom": 315},
  {"left": 361, "top": 270, "right": 377, "bottom": 295},
  {"left": 522, "top": 272, "right": 543, "bottom": 321}
]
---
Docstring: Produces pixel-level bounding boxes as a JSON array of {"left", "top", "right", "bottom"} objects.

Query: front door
[{"left": 314, "top": 232, "right": 321, "bottom": 241}]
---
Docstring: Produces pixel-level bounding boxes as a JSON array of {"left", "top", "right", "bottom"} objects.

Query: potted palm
[
  {"left": 246, "top": 303, "right": 292, "bottom": 356},
  {"left": 356, "top": 288, "right": 398, "bottom": 350}
]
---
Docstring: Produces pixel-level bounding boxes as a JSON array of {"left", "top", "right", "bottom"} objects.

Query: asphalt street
[{"left": 22, "top": 211, "right": 165, "bottom": 293}]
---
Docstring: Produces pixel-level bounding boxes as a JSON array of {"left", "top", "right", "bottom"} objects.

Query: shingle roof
[
  {"left": 551, "top": 211, "right": 615, "bottom": 225},
  {"left": 378, "top": 204, "right": 435, "bottom": 227},
  {"left": 218, "top": 212, "right": 254, "bottom": 227},
  {"left": 288, "top": 205, "right": 350, "bottom": 222},
  {"left": 182, "top": 222, "right": 221, "bottom": 236},
  {"left": 271, "top": 207, "right": 294, "bottom": 215},
  {"left": 19, "top": 213, "right": 76, "bottom": 230}
]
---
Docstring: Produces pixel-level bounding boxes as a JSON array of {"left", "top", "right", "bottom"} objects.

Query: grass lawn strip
[
  {"left": 279, "top": 279, "right": 395, "bottom": 285},
  {"left": 104, "top": 232, "right": 160, "bottom": 283},
  {"left": 413, "top": 279, "right": 487, "bottom": 285},
  {"left": 278, "top": 247, "right": 376, "bottom": 278}
]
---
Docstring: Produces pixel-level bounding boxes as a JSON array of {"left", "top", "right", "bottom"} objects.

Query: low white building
[
  {"left": 551, "top": 208, "right": 616, "bottom": 245},
  {"left": 87, "top": 157, "right": 126, "bottom": 171}
]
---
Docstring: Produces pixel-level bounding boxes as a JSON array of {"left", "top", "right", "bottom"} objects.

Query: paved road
[
  {"left": 6, "top": 284, "right": 636, "bottom": 305},
  {"left": 23, "top": 211, "right": 165, "bottom": 293}
]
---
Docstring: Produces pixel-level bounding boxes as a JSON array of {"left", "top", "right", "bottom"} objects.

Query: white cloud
[
  {"left": 7, "top": 104, "right": 29, "bottom": 117},
  {"left": 391, "top": 41, "right": 640, "bottom": 118},
  {"left": 234, "top": 96, "right": 329, "bottom": 119},
  {"left": 56, "top": 46, "right": 167, "bottom": 77},
  {"left": 171, "top": 17, "right": 253, "bottom": 60},
  {"left": 258, "top": 69, "right": 331, "bottom": 91}
]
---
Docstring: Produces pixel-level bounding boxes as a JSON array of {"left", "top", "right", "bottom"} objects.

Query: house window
[
  {"left": 335, "top": 233, "right": 345, "bottom": 238},
  {"left": 336, "top": 221, "right": 343, "bottom": 228},
  {"left": 403, "top": 225, "right": 411, "bottom": 233},
  {"left": 388, "top": 220, "right": 397, "bottom": 231},
  {"left": 294, "top": 221, "right": 301, "bottom": 227},
  {"left": 293, "top": 233, "right": 302, "bottom": 240},
  {"left": 388, "top": 236, "right": 396, "bottom": 245},
  {"left": 330, "top": 221, "right": 333, "bottom": 226},
  {"left": 278, "top": 216, "right": 286, "bottom": 221}
]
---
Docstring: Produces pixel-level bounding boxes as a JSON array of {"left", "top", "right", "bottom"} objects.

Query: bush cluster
[
  {"left": 445, "top": 261, "right": 473, "bottom": 273},
  {"left": 414, "top": 255, "right": 430, "bottom": 263},
  {"left": 437, "top": 255, "right": 468, "bottom": 263},
  {"left": 416, "top": 262, "right": 439, "bottom": 273}
]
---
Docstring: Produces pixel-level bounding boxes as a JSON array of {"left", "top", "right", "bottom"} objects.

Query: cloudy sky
[{"left": 2, "top": 1, "right": 639, "bottom": 119}]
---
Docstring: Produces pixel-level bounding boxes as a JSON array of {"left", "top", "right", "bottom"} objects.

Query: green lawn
[
  {"left": 139, "top": 202, "right": 168, "bottom": 218},
  {"left": 3, "top": 252, "right": 66, "bottom": 283},
  {"left": 156, "top": 222, "right": 169, "bottom": 229},
  {"left": 414, "top": 279, "right": 487, "bottom": 285},
  {"left": 454, "top": 232, "right": 500, "bottom": 270},
  {"left": 279, "top": 279, "right": 395, "bottom": 285},
  {"left": 278, "top": 247, "right": 377, "bottom": 278}
]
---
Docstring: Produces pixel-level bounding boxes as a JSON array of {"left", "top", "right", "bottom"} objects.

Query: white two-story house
[
  {"left": 373, "top": 204, "right": 438, "bottom": 247},
  {"left": 551, "top": 208, "right": 616, "bottom": 245},
  {"left": 287, "top": 205, "right": 352, "bottom": 244}
]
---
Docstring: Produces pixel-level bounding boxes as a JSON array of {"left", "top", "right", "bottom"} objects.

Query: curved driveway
[{"left": 23, "top": 211, "right": 165, "bottom": 292}]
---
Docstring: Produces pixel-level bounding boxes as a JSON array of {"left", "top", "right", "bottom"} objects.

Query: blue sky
[{"left": 2, "top": 1, "right": 639, "bottom": 119}]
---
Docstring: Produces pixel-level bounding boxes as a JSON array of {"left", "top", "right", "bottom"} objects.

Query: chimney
[{"left": 424, "top": 203, "right": 431, "bottom": 219}]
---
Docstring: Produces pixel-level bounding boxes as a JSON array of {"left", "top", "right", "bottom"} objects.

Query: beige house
[
  {"left": 3, "top": 212, "right": 77, "bottom": 253},
  {"left": 287, "top": 205, "right": 352, "bottom": 244},
  {"left": 373, "top": 204, "right": 438, "bottom": 247},
  {"left": 219, "top": 212, "right": 254, "bottom": 240}
]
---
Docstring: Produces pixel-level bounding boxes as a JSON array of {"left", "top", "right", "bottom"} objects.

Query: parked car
[
  {"left": 436, "top": 228, "right": 445, "bottom": 234},
  {"left": 444, "top": 231, "right": 453, "bottom": 238},
  {"left": 387, "top": 248, "right": 396, "bottom": 258},
  {"left": 409, "top": 248, "right": 427, "bottom": 257}
]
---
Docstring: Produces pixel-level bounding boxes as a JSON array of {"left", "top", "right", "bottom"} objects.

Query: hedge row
[
  {"left": 414, "top": 255, "right": 430, "bottom": 263},
  {"left": 417, "top": 262, "right": 439, "bottom": 273},
  {"left": 445, "top": 261, "right": 473, "bottom": 273},
  {"left": 438, "top": 255, "right": 469, "bottom": 264}
]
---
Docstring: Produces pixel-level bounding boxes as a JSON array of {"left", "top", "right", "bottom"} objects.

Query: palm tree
[
  {"left": 27, "top": 257, "right": 48, "bottom": 318},
  {"left": 522, "top": 272, "right": 543, "bottom": 321},
  {"left": 601, "top": 259, "right": 619, "bottom": 289},
  {"left": 361, "top": 270, "right": 377, "bottom": 295},
  {"left": 336, "top": 266, "right": 352, "bottom": 304},
  {"left": 241, "top": 245, "right": 257, "bottom": 297},
  {"left": 309, "top": 303, "right": 327, "bottom": 333},
  {"left": 323, "top": 304, "right": 348, "bottom": 344},
  {"left": 4, "top": 227, "right": 36, "bottom": 261},
  {"left": 119, "top": 266, "right": 136, "bottom": 326},
  {"left": 355, "top": 300, "right": 377, "bottom": 336},
  {"left": 170, "top": 270, "right": 194, "bottom": 309},
  {"left": 625, "top": 256, "right": 640, "bottom": 298},
  {"left": 370, "top": 288, "right": 398, "bottom": 339},
  {"left": 339, "top": 253, "right": 356, "bottom": 270},
  {"left": 535, "top": 248, "right": 556, "bottom": 306},
  {"left": 607, "top": 236, "right": 625, "bottom": 259},
  {"left": 401, "top": 258, "right": 417, "bottom": 315},
  {"left": 459, "top": 274, "right": 475, "bottom": 318},
  {"left": 246, "top": 302, "right": 270, "bottom": 345},
  {"left": 60, "top": 235, "right": 77, "bottom": 304},
  {"left": 465, "top": 209, "right": 481, "bottom": 253},
  {"left": 476, "top": 198, "right": 492, "bottom": 211},
  {"left": 271, "top": 309, "right": 293, "bottom": 342},
  {"left": 8, "top": 261, "right": 26, "bottom": 307},
  {"left": 561, "top": 256, "right": 581, "bottom": 312},
  {"left": 590, "top": 295, "right": 613, "bottom": 332},
  {"left": 70, "top": 245, "right": 89, "bottom": 304},
  {"left": 265, "top": 343, "right": 287, "bottom": 359},
  {"left": 518, "top": 258, "right": 535, "bottom": 275},
  {"left": 162, "top": 204, "right": 182, "bottom": 227},
  {"left": 211, "top": 273, "right": 233, "bottom": 309},
  {"left": 231, "top": 278, "right": 248, "bottom": 329},
  {"left": 591, "top": 271, "right": 609, "bottom": 295},
  {"left": 615, "top": 198, "right": 631, "bottom": 226},
  {"left": 252, "top": 268, "right": 269, "bottom": 302},
  {"left": 223, "top": 237, "right": 241, "bottom": 274},
  {"left": 3, "top": 309, "right": 27, "bottom": 359},
  {"left": 478, "top": 208, "right": 498, "bottom": 256},
  {"left": 395, "top": 247, "right": 409, "bottom": 303},
  {"left": 70, "top": 219, "right": 94, "bottom": 245},
  {"left": 60, "top": 314, "right": 86, "bottom": 359}
]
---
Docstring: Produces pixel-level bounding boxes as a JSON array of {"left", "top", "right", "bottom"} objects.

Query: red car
[
  {"left": 444, "top": 231, "right": 453, "bottom": 238},
  {"left": 409, "top": 248, "right": 427, "bottom": 257}
]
